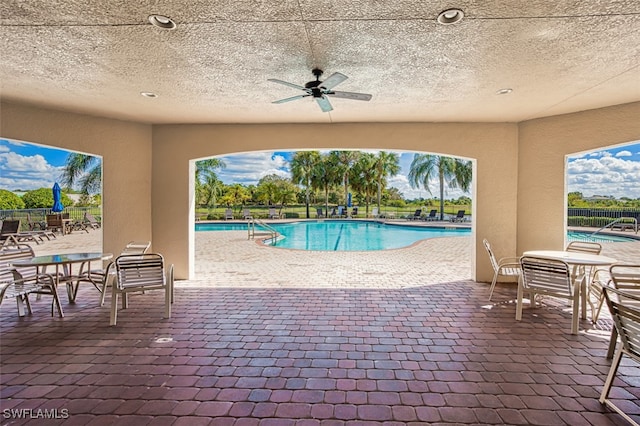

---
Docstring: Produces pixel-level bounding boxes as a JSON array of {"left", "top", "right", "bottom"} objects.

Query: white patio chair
[
  {"left": 483, "top": 238, "right": 521, "bottom": 301},
  {"left": 604, "top": 264, "right": 640, "bottom": 359},
  {"left": 517, "top": 256, "right": 579, "bottom": 334},
  {"left": 224, "top": 209, "right": 234, "bottom": 220},
  {"left": 0, "top": 244, "right": 63, "bottom": 317},
  {"left": 600, "top": 286, "right": 640, "bottom": 426},
  {"left": 110, "top": 253, "right": 173, "bottom": 326}
]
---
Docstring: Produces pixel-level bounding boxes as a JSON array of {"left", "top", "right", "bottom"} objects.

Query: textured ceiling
[{"left": 1, "top": 1, "right": 639, "bottom": 124}]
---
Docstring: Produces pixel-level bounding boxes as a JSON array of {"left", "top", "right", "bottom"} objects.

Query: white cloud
[
  {"left": 216, "top": 152, "right": 290, "bottom": 184},
  {"left": 615, "top": 150, "right": 632, "bottom": 157},
  {"left": 0, "top": 151, "right": 62, "bottom": 190},
  {"left": 567, "top": 155, "right": 640, "bottom": 198}
]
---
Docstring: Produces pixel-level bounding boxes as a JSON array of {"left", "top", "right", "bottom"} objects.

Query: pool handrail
[
  {"left": 590, "top": 217, "right": 638, "bottom": 236},
  {"left": 248, "top": 219, "right": 279, "bottom": 243}
]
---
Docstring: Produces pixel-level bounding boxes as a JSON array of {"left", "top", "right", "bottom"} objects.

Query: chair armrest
[{"left": 498, "top": 257, "right": 521, "bottom": 268}]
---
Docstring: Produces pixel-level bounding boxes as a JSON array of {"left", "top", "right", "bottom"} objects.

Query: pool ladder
[{"left": 248, "top": 219, "right": 279, "bottom": 244}]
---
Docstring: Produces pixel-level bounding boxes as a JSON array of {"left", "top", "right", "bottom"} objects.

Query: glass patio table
[{"left": 12, "top": 252, "right": 113, "bottom": 303}]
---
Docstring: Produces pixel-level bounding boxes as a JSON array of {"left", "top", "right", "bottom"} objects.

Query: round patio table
[{"left": 12, "top": 252, "right": 113, "bottom": 303}]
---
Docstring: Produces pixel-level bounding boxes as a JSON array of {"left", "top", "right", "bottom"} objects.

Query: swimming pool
[
  {"left": 566, "top": 231, "right": 638, "bottom": 243},
  {"left": 196, "top": 220, "right": 471, "bottom": 251}
]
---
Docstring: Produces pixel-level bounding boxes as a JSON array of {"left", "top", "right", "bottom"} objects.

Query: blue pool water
[
  {"left": 196, "top": 220, "right": 471, "bottom": 251},
  {"left": 566, "top": 231, "right": 637, "bottom": 243}
]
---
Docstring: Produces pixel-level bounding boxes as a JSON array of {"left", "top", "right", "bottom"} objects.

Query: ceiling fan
[{"left": 268, "top": 68, "right": 372, "bottom": 112}]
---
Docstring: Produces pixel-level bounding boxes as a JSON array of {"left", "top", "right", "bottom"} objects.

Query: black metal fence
[
  {"left": 0, "top": 207, "right": 100, "bottom": 231},
  {"left": 567, "top": 208, "right": 640, "bottom": 228}
]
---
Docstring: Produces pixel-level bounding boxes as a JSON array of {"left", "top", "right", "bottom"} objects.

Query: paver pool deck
[{"left": 1, "top": 226, "right": 640, "bottom": 425}]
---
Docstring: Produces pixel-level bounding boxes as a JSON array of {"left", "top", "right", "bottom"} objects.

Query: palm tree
[
  {"left": 59, "top": 153, "right": 101, "bottom": 194},
  {"left": 408, "top": 154, "right": 472, "bottom": 220},
  {"left": 351, "top": 153, "right": 378, "bottom": 215},
  {"left": 290, "top": 151, "right": 320, "bottom": 218},
  {"left": 330, "top": 150, "right": 360, "bottom": 208},
  {"left": 373, "top": 151, "right": 400, "bottom": 211},
  {"left": 311, "top": 154, "right": 342, "bottom": 217},
  {"left": 195, "top": 158, "right": 226, "bottom": 210}
]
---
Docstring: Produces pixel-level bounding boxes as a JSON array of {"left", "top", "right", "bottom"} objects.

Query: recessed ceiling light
[
  {"left": 496, "top": 88, "right": 513, "bottom": 95},
  {"left": 437, "top": 8, "right": 464, "bottom": 25},
  {"left": 141, "top": 92, "right": 158, "bottom": 98},
  {"left": 148, "top": 14, "right": 176, "bottom": 30}
]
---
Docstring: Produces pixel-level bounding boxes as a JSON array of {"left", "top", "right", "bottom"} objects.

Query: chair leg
[
  {"left": 516, "top": 281, "right": 524, "bottom": 321},
  {"left": 99, "top": 274, "right": 113, "bottom": 307},
  {"left": 110, "top": 290, "right": 119, "bottom": 326},
  {"left": 601, "top": 347, "right": 623, "bottom": 403},
  {"left": 607, "top": 328, "right": 618, "bottom": 359},
  {"left": 571, "top": 292, "right": 580, "bottom": 335},
  {"left": 488, "top": 272, "right": 499, "bottom": 301},
  {"left": 15, "top": 294, "right": 32, "bottom": 317}
]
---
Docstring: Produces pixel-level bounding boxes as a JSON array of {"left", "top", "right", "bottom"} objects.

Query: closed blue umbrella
[{"left": 52, "top": 183, "right": 64, "bottom": 212}]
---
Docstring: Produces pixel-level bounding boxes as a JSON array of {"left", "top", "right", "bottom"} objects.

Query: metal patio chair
[
  {"left": 484, "top": 238, "right": 521, "bottom": 301},
  {"left": 600, "top": 286, "right": 640, "bottom": 426},
  {"left": 517, "top": 256, "right": 579, "bottom": 334},
  {"left": 110, "top": 253, "right": 173, "bottom": 326}
]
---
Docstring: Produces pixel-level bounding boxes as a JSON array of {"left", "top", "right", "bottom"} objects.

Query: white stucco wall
[
  {"left": 518, "top": 102, "right": 640, "bottom": 254},
  {"left": 0, "top": 102, "right": 153, "bottom": 256},
  {"left": 3, "top": 100, "right": 639, "bottom": 282},
  {"left": 152, "top": 122, "right": 519, "bottom": 280}
]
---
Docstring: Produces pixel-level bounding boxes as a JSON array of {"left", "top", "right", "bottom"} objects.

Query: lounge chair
[
  {"left": 26, "top": 213, "right": 46, "bottom": 231},
  {"left": 424, "top": 209, "right": 437, "bottom": 221},
  {"left": 242, "top": 209, "right": 253, "bottom": 220},
  {"left": 83, "top": 212, "right": 101, "bottom": 229},
  {"left": 338, "top": 206, "right": 346, "bottom": 217},
  {"left": 407, "top": 209, "right": 421, "bottom": 220},
  {"left": 369, "top": 207, "right": 379, "bottom": 218},
  {"left": 224, "top": 208, "right": 234, "bottom": 220},
  {"left": 0, "top": 219, "right": 43, "bottom": 245},
  {"left": 316, "top": 208, "right": 325, "bottom": 218},
  {"left": 268, "top": 207, "right": 280, "bottom": 219},
  {"left": 351, "top": 207, "right": 358, "bottom": 217},
  {"left": 450, "top": 210, "right": 466, "bottom": 222}
]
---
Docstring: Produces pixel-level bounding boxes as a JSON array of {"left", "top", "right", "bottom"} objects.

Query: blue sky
[{"left": 2, "top": 138, "right": 640, "bottom": 199}]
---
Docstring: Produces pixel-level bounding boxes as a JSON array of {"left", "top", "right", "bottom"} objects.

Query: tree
[
  {"left": 351, "top": 153, "right": 378, "bottom": 215},
  {"left": 22, "top": 187, "right": 74, "bottom": 209},
  {"left": 330, "top": 151, "right": 360, "bottom": 208},
  {"left": 0, "top": 189, "right": 25, "bottom": 210},
  {"left": 408, "top": 154, "right": 472, "bottom": 220},
  {"left": 195, "top": 158, "right": 226, "bottom": 209},
  {"left": 219, "top": 184, "right": 251, "bottom": 210},
  {"left": 373, "top": 151, "right": 400, "bottom": 211},
  {"left": 311, "top": 154, "right": 342, "bottom": 216},
  {"left": 59, "top": 153, "right": 101, "bottom": 194},
  {"left": 291, "top": 151, "right": 320, "bottom": 218}
]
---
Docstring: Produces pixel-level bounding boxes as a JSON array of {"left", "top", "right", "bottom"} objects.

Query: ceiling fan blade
[
  {"left": 268, "top": 78, "right": 306, "bottom": 91},
  {"left": 328, "top": 91, "right": 373, "bottom": 101},
  {"left": 320, "top": 72, "right": 348, "bottom": 90},
  {"left": 315, "top": 96, "right": 333, "bottom": 112},
  {"left": 272, "top": 94, "right": 310, "bottom": 104}
]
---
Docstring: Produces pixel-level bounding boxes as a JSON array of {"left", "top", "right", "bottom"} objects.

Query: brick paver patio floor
[{"left": 1, "top": 230, "right": 640, "bottom": 425}]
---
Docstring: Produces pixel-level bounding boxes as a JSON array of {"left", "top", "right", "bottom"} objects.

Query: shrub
[
  {"left": 22, "top": 188, "right": 74, "bottom": 209},
  {"left": 0, "top": 189, "right": 25, "bottom": 210}
]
